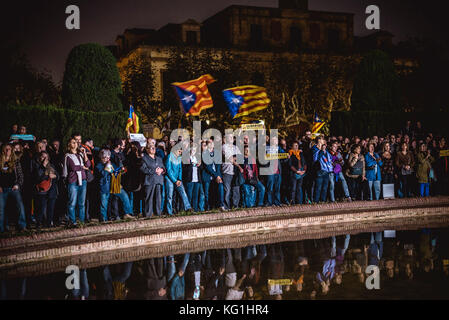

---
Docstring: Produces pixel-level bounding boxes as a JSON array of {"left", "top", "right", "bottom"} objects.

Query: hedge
[
  {"left": 330, "top": 111, "right": 449, "bottom": 138},
  {"left": 1, "top": 105, "right": 128, "bottom": 146}
]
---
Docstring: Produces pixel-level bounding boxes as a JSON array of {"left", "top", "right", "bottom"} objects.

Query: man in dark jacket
[{"left": 141, "top": 144, "right": 165, "bottom": 217}]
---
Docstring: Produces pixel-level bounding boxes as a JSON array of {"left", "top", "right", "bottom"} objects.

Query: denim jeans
[
  {"left": 242, "top": 181, "right": 265, "bottom": 208},
  {"left": 203, "top": 179, "right": 224, "bottom": 209},
  {"left": 186, "top": 182, "right": 200, "bottom": 211},
  {"left": 127, "top": 191, "right": 143, "bottom": 215},
  {"left": 167, "top": 253, "right": 190, "bottom": 283},
  {"left": 331, "top": 234, "right": 351, "bottom": 258},
  {"left": 0, "top": 188, "right": 26, "bottom": 232},
  {"left": 198, "top": 183, "right": 205, "bottom": 212},
  {"left": 35, "top": 194, "right": 57, "bottom": 226},
  {"left": 100, "top": 189, "right": 133, "bottom": 221},
  {"left": 420, "top": 183, "right": 430, "bottom": 197},
  {"left": 165, "top": 178, "right": 191, "bottom": 215},
  {"left": 329, "top": 172, "right": 351, "bottom": 201},
  {"left": 314, "top": 170, "right": 330, "bottom": 203},
  {"left": 266, "top": 174, "right": 281, "bottom": 206},
  {"left": 290, "top": 177, "right": 303, "bottom": 205},
  {"left": 222, "top": 173, "right": 240, "bottom": 210},
  {"left": 368, "top": 180, "right": 381, "bottom": 200},
  {"left": 72, "top": 269, "right": 89, "bottom": 299},
  {"left": 67, "top": 181, "right": 87, "bottom": 224}
]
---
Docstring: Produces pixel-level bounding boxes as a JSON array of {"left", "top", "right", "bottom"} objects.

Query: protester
[
  {"left": 416, "top": 143, "right": 434, "bottom": 197},
  {"left": 62, "top": 138, "right": 90, "bottom": 226},
  {"left": 365, "top": 143, "right": 383, "bottom": 201},
  {"left": 395, "top": 142, "right": 415, "bottom": 198},
  {"left": 0, "top": 143, "right": 26, "bottom": 232},
  {"left": 288, "top": 141, "right": 307, "bottom": 205},
  {"left": 33, "top": 151, "right": 59, "bottom": 227},
  {"left": 141, "top": 144, "right": 166, "bottom": 217}
]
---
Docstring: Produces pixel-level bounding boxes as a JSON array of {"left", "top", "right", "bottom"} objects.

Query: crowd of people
[
  {"left": 2, "top": 228, "right": 449, "bottom": 300},
  {"left": 0, "top": 120, "right": 448, "bottom": 232}
]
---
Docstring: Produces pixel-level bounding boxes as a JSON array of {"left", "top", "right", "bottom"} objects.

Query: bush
[
  {"left": 62, "top": 43, "right": 123, "bottom": 112},
  {"left": 1, "top": 105, "right": 128, "bottom": 146}
]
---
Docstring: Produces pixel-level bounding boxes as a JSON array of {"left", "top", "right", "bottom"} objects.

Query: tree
[
  {"left": 62, "top": 43, "right": 123, "bottom": 112},
  {"left": 122, "top": 51, "right": 156, "bottom": 124},
  {"left": 351, "top": 50, "right": 401, "bottom": 112},
  {"left": 0, "top": 45, "right": 60, "bottom": 106}
]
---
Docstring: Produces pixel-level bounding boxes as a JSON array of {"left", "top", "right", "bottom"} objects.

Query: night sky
[{"left": 2, "top": 0, "right": 447, "bottom": 83}]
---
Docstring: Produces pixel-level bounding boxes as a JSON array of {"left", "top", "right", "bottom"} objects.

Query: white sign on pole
[{"left": 130, "top": 133, "right": 147, "bottom": 147}]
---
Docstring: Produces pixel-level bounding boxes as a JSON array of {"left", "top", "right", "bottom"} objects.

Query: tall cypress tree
[
  {"left": 351, "top": 50, "right": 401, "bottom": 112},
  {"left": 62, "top": 43, "right": 123, "bottom": 112}
]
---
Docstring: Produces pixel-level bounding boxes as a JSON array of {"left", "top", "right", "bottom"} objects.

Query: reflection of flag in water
[
  {"left": 172, "top": 74, "right": 216, "bottom": 117},
  {"left": 126, "top": 105, "right": 140, "bottom": 133},
  {"left": 223, "top": 85, "right": 270, "bottom": 119},
  {"left": 311, "top": 112, "right": 325, "bottom": 134}
]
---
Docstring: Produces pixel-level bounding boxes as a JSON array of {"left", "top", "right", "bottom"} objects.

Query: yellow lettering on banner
[
  {"left": 439, "top": 150, "right": 449, "bottom": 157},
  {"left": 265, "top": 153, "right": 289, "bottom": 160},
  {"left": 443, "top": 259, "right": 449, "bottom": 266},
  {"left": 268, "top": 279, "right": 293, "bottom": 286}
]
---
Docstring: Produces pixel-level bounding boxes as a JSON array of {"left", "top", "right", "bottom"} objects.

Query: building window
[
  {"left": 271, "top": 21, "right": 282, "bottom": 41},
  {"left": 186, "top": 31, "right": 198, "bottom": 45},
  {"left": 328, "top": 28, "right": 340, "bottom": 50},
  {"left": 289, "top": 26, "right": 302, "bottom": 50},
  {"left": 250, "top": 24, "right": 263, "bottom": 48},
  {"left": 309, "top": 23, "right": 321, "bottom": 42}
]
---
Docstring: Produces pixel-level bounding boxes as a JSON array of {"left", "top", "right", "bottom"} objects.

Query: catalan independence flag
[
  {"left": 311, "top": 112, "right": 325, "bottom": 134},
  {"left": 172, "top": 74, "right": 216, "bottom": 117},
  {"left": 126, "top": 105, "right": 140, "bottom": 133},
  {"left": 223, "top": 85, "right": 270, "bottom": 119}
]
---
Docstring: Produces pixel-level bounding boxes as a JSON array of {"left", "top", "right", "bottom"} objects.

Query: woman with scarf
[
  {"left": 33, "top": 151, "right": 59, "bottom": 227},
  {"left": 0, "top": 143, "right": 26, "bottom": 232},
  {"left": 288, "top": 141, "right": 307, "bottom": 205},
  {"left": 62, "top": 138, "right": 90, "bottom": 226}
]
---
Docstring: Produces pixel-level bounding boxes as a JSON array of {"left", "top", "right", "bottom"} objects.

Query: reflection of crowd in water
[{"left": 2, "top": 228, "right": 449, "bottom": 300}]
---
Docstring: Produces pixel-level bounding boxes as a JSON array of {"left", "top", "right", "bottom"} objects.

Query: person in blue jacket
[
  {"left": 95, "top": 149, "right": 134, "bottom": 222},
  {"left": 312, "top": 136, "right": 334, "bottom": 203},
  {"left": 164, "top": 147, "right": 192, "bottom": 215},
  {"left": 365, "top": 143, "right": 383, "bottom": 200}
]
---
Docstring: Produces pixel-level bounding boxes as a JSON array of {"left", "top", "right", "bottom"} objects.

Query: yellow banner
[
  {"left": 440, "top": 150, "right": 449, "bottom": 157},
  {"left": 241, "top": 123, "right": 265, "bottom": 131},
  {"left": 268, "top": 279, "right": 293, "bottom": 286},
  {"left": 443, "top": 259, "right": 449, "bottom": 266},
  {"left": 265, "top": 153, "right": 289, "bottom": 160}
]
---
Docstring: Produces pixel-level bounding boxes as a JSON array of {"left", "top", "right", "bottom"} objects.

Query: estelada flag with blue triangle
[
  {"left": 126, "top": 105, "right": 140, "bottom": 133},
  {"left": 222, "top": 85, "right": 270, "bottom": 119},
  {"left": 311, "top": 112, "right": 325, "bottom": 134},
  {"left": 172, "top": 74, "right": 216, "bottom": 117}
]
